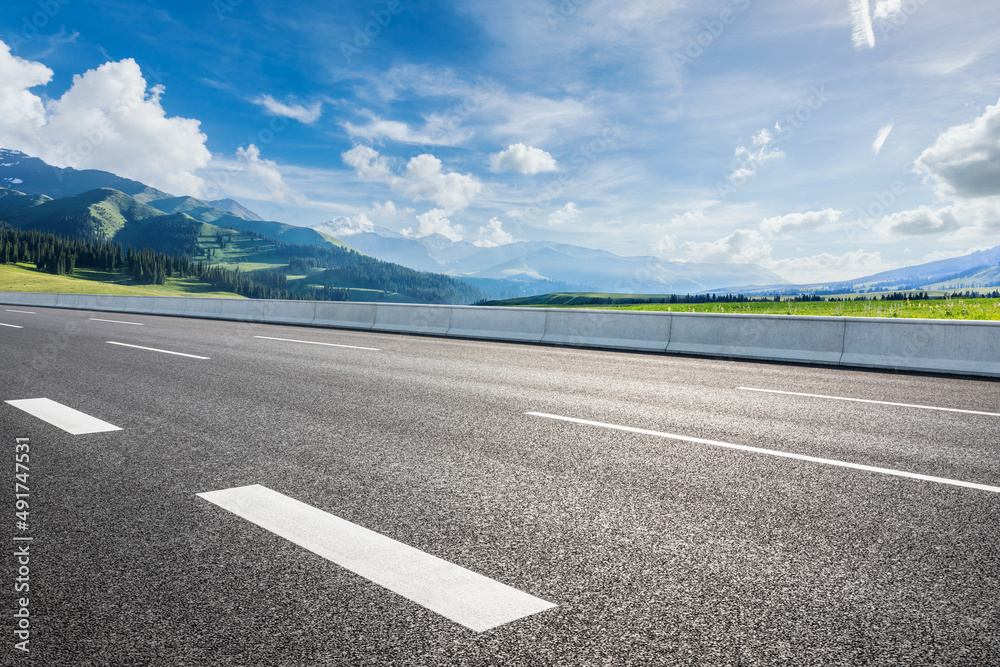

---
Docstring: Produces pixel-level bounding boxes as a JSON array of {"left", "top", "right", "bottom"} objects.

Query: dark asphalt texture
[{"left": 1, "top": 306, "right": 999, "bottom": 666}]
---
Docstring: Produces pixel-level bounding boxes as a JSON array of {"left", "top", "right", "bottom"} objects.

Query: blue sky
[{"left": 1, "top": 0, "right": 999, "bottom": 282}]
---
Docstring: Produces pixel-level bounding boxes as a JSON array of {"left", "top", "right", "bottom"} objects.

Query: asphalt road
[{"left": 1, "top": 305, "right": 998, "bottom": 666}]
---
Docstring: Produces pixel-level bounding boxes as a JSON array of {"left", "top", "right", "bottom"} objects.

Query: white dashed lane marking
[
  {"left": 198, "top": 484, "right": 556, "bottom": 632},
  {"left": 106, "top": 341, "right": 209, "bottom": 359},
  {"left": 739, "top": 387, "right": 1000, "bottom": 417},
  {"left": 527, "top": 412, "right": 1000, "bottom": 494},
  {"left": 5, "top": 398, "right": 122, "bottom": 435},
  {"left": 254, "top": 335, "right": 380, "bottom": 351}
]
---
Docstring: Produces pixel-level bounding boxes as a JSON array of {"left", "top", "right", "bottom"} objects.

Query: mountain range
[
  {"left": 4, "top": 147, "right": 999, "bottom": 299},
  {"left": 312, "top": 217, "right": 788, "bottom": 294}
]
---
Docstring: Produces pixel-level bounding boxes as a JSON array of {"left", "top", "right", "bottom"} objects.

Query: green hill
[{"left": 146, "top": 196, "right": 354, "bottom": 250}]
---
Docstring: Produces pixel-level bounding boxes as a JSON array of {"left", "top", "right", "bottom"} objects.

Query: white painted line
[
  {"left": 197, "top": 484, "right": 556, "bottom": 632},
  {"left": 91, "top": 318, "right": 144, "bottom": 326},
  {"left": 0, "top": 322, "right": 23, "bottom": 329},
  {"left": 527, "top": 412, "right": 1000, "bottom": 495},
  {"left": 106, "top": 341, "right": 209, "bottom": 359},
  {"left": 254, "top": 335, "right": 380, "bottom": 351},
  {"left": 5, "top": 309, "right": 35, "bottom": 314},
  {"left": 739, "top": 387, "right": 1000, "bottom": 417},
  {"left": 5, "top": 398, "right": 122, "bottom": 435}
]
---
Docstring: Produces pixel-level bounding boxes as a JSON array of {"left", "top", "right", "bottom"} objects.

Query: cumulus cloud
[
  {"left": 489, "top": 143, "right": 558, "bottom": 174},
  {"left": 0, "top": 43, "right": 210, "bottom": 196},
  {"left": 234, "top": 144, "right": 299, "bottom": 202},
  {"left": 401, "top": 208, "right": 465, "bottom": 241},
  {"left": 342, "top": 145, "right": 392, "bottom": 180},
  {"left": 0, "top": 40, "right": 52, "bottom": 148},
  {"left": 872, "top": 123, "right": 893, "bottom": 156},
  {"left": 914, "top": 98, "right": 1000, "bottom": 199},
  {"left": 342, "top": 146, "right": 481, "bottom": 211},
  {"left": 252, "top": 95, "right": 322, "bottom": 124},
  {"left": 850, "top": 0, "right": 875, "bottom": 50},
  {"left": 760, "top": 209, "right": 843, "bottom": 237},
  {"left": 474, "top": 217, "right": 515, "bottom": 247},
  {"left": 546, "top": 202, "right": 581, "bottom": 228},
  {"left": 399, "top": 153, "right": 482, "bottom": 211}
]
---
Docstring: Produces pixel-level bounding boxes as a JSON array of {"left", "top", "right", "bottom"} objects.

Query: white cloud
[
  {"left": 873, "top": 199, "right": 1000, "bottom": 237},
  {"left": 342, "top": 145, "right": 392, "bottom": 180},
  {"left": 234, "top": 144, "right": 299, "bottom": 203},
  {"left": 669, "top": 211, "right": 708, "bottom": 228},
  {"left": 0, "top": 45, "right": 211, "bottom": 196},
  {"left": 474, "top": 217, "right": 515, "bottom": 247},
  {"left": 873, "top": 0, "right": 904, "bottom": 20},
  {"left": 489, "top": 143, "right": 558, "bottom": 174},
  {"left": 760, "top": 209, "right": 843, "bottom": 237},
  {"left": 401, "top": 208, "right": 464, "bottom": 241},
  {"left": 0, "top": 40, "right": 52, "bottom": 149},
  {"left": 729, "top": 128, "right": 784, "bottom": 182},
  {"left": 252, "top": 95, "right": 322, "bottom": 124},
  {"left": 342, "top": 113, "right": 470, "bottom": 146},
  {"left": 914, "top": 98, "right": 1000, "bottom": 199},
  {"left": 677, "top": 227, "right": 888, "bottom": 282},
  {"left": 398, "top": 153, "right": 482, "bottom": 211},
  {"left": 651, "top": 234, "right": 676, "bottom": 256},
  {"left": 341, "top": 146, "right": 482, "bottom": 212},
  {"left": 872, "top": 123, "right": 894, "bottom": 156},
  {"left": 547, "top": 202, "right": 580, "bottom": 227},
  {"left": 850, "top": 0, "right": 875, "bottom": 50},
  {"left": 679, "top": 229, "right": 772, "bottom": 265},
  {"left": 768, "top": 249, "right": 888, "bottom": 284}
]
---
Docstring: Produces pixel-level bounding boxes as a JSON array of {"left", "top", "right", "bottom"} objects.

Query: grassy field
[
  {"left": 0, "top": 263, "right": 244, "bottom": 298},
  {"left": 581, "top": 298, "right": 1000, "bottom": 320},
  {"left": 485, "top": 291, "right": 1000, "bottom": 320}
]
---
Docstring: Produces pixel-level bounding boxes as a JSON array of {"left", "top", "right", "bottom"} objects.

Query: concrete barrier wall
[
  {"left": 449, "top": 305, "right": 547, "bottom": 342},
  {"left": 313, "top": 302, "right": 376, "bottom": 330},
  {"left": 373, "top": 303, "right": 451, "bottom": 335},
  {"left": 1, "top": 292, "right": 997, "bottom": 378},
  {"left": 542, "top": 309, "right": 671, "bottom": 351},
  {"left": 667, "top": 313, "right": 845, "bottom": 365},
  {"left": 842, "top": 318, "right": 1000, "bottom": 376}
]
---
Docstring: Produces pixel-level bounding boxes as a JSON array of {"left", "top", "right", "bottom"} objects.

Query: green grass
[
  {"left": 0, "top": 263, "right": 244, "bottom": 298},
  {"left": 586, "top": 298, "right": 1000, "bottom": 320},
  {"left": 484, "top": 291, "right": 1000, "bottom": 320}
]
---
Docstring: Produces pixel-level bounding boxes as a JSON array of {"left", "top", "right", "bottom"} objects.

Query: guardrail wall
[{"left": 1, "top": 293, "right": 997, "bottom": 378}]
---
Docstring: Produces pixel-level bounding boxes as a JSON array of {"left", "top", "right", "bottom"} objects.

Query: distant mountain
[
  {"left": 309, "top": 219, "right": 787, "bottom": 294},
  {"left": 710, "top": 245, "right": 1000, "bottom": 296},
  {"left": 206, "top": 198, "right": 264, "bottom": 221},
  {"left": 0, "top": 148, "right": 170, "bottom": 203},
  {"left": 0, "top": 149, "right": 350, "bottom": 252}
]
